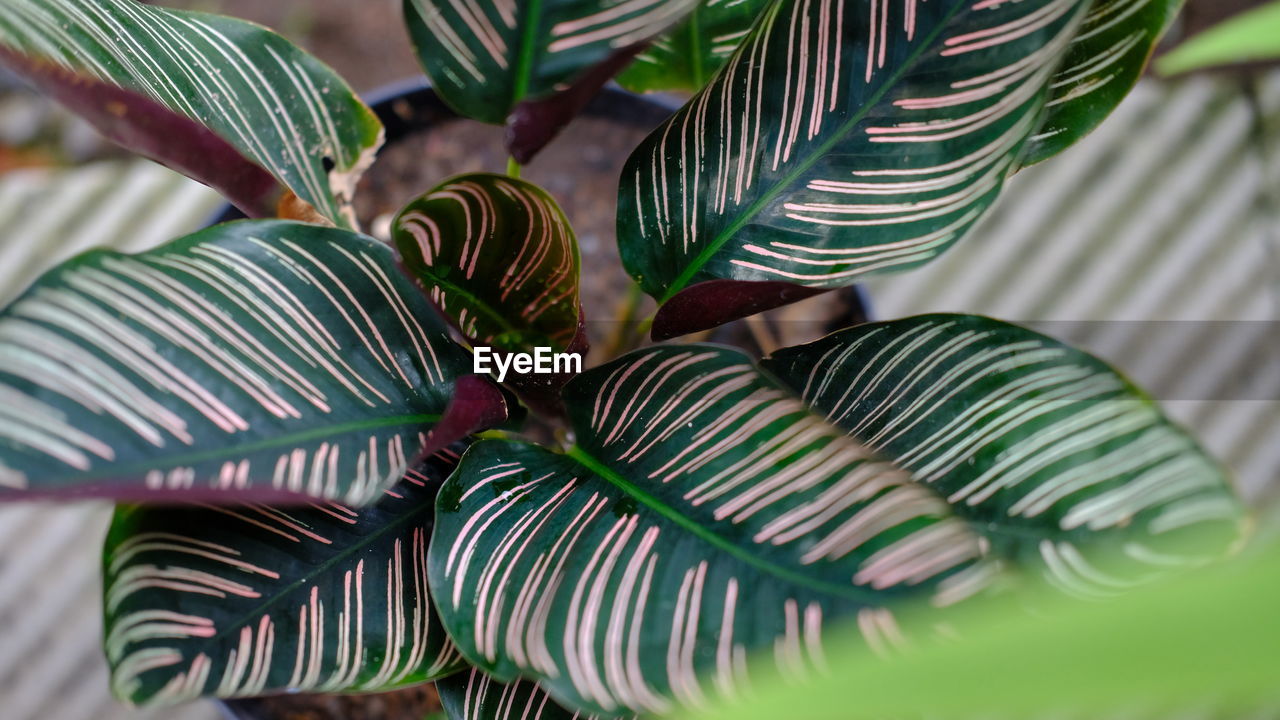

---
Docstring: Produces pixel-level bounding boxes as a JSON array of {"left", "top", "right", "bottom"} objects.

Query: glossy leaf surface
[
  {"left": 0, "top": 220, "right": 504, "bottom": 504},
  {"left": 0, "top": 0, "right": 382, "bottom": 228},
  {"left": 104, "top": 450, "right": 467, "bottom": 706},
  {"left": 763, "top": 315, "right": 1245, "bottom": 595},
  {"left": 1023, "top": 0, "right": 1184, "bottom": 165},
  {"left": 431, "top": 345, "right": 991, "bottom": 715}
]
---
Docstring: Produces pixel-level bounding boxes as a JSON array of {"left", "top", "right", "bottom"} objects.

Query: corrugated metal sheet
[
  {"left": 865, "top": 72, "right": 1280, "bottom": 504},
  {"left": 0, "top": 160, "right": 223, "bottom": 720}
]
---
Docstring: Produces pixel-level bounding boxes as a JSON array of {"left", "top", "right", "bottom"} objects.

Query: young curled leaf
[
  {"left": 0, "top": 220, "right": 506, "bottom": 505},
  {"left": 0, "top": 0, "right": 383, "bottom": 228},
  {"left": 394, "top": 174, "right": 583, "bottom": 353},
  {"left": 394, "top": 173, "right": 585, "bottom": 412},
  {"left": 762, "top": 315, "right": 1246, "bottom": 594},
  {"left": 402, "top": 0, "right": 697, "bottom": 160},
  {"left": 103, "top": 449, "right": 468, "bottom": 706},
  {"left": 431, "top": 345, "right": 994, "bottom": 716}
]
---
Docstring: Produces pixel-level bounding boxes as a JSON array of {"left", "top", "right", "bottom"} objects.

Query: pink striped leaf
[
  {"left": 0, "top": 220, "right": 507, "bottom": 505},
  {"left": 394, "top": 174, "right": 583, "bottom": 354},
  {"left": 430, "top": 318, "right": 1244, "bottom": 716},
  {"left": 617, "top": 0, "right": 1156, "bottom": 337},
  {"left": 102, "top": 448, "right": 468, "bottom": 707},
  {"left": 429, "top": 344, "right": 995, "bottom": 716},
  {"left": 393, "top": 173, "right": 585, "bottom": 412},
  {"left": 0, "top": 0, "right": 382, "bottom": 229},
  {"left": 402, "top": 0, "right": 698, "bottom": 161},
  {"left": 438, "top": 667, "right": 628, "bottom": 720},
  {"left": 761, "top": 315, "right": 1245, "bottom": 595}
]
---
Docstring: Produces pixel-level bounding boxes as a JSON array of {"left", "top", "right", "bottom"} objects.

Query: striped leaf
[
  {"left": 1023, "top": 0, "right": 1184, "bottom": 165},
  {"left": 762, "top": 315, "right": 1245, "bottom": 596},
  {"left": 394, "top": 173, "right": 585, "bottom": 413},
  {"left": 0, "top": 220, "right": 506, "bottom": 504},
  {"left": 438, "top": 668, "right": 624, "bottom": 720},
  {"left": 617, "top": 0, "right": 771, "bottom": 93},
  {"left": 402, "top": 0, "right": 696, "bottom": 160},
  {"left": 0, "top": 0, "right": 382, "bottom": 228},
  {"left": 103, "top": 449, "right": 467, "bottom": 706},
  {"left": 0, "top": 46, "right": 280, "bottom": 219},
  {"left": 618, "top": 0, "right": 1106, "bottom": 337},
  {"left": 430, "top": 345, "right": 994, "bottom": 716},
  {"left": 394, "top": 173, "right": 584, "bottom": 354}
]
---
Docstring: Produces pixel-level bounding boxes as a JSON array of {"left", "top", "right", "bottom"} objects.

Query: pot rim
[{"left": 207, "top": 79, "right": 682, "bottom": 226}]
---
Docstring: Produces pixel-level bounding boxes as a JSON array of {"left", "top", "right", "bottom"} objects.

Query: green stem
[
  {"left": 511, "top": 0, "right": 543, "bottom": 103},
  {"left": 604, "top": 283, "right": 652, "bottom": 358},
  {"left": 687, "top": 8, "right": 704, "bottom": 89},
  {"left": 506, "top": 156, "right": 522, "bottom": 179}
]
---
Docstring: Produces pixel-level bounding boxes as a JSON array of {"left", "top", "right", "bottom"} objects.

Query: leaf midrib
[
  {"left": 184, "top": 493, "right": 435, "bottom": 650},
  {"left": 564, "top": 445, "right": 906, "bottom": 602},
  {"left": 657, "top": 0, "right": 970, "bottom": 302},
  {"left": 70, "top": 413, "right": 442, "bottom": 484},
  {"left": 424, "top": 271, "right": 523, "bottom": 337}
]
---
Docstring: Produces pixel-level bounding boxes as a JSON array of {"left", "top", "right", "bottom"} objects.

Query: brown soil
[{"left": 222, "top": 683, "right": 442, "bottom": 720}]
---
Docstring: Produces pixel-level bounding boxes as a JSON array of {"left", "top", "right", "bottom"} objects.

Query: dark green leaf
[
  {"left": 103, "top": 449, "right": 467, "bottom": 706},
  {"left": 617, "top": 0, "right": 771, "bottom": 93},
  {"left": 431, "top": 345, "right": 992, "bottom": 716},
  {"left": 1022, "top": 0, "right": 1185, "bottom": 166},
  {"left": 762, "top": 315, "right": 1245, "bottom": 594},
  {"left": 431, "top": 320, "right": 1243, "bottom": 714},
  {"left": 618, "top": 0, "right": 1103, "bottom": 336},
  {"left": 0, "top": 0, "right": 382, "bottom": 228},
  {"left": 402, "top": 0, "right": 696, "bottom": 158},
  {"left": 393, "top": 173, "right": 583, "bottom": 354},
  {"left": 0, "top": 220, "right": 506, "bottom": 504}
]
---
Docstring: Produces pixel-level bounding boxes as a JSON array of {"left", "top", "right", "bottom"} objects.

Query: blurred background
[{"left": 0, "top": 1, "right": 1275, "bottom": 718}]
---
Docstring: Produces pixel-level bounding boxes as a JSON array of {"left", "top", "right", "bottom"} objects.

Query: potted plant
[{"left": 0, "top": 1, "right": 1251, "bottom": 719}]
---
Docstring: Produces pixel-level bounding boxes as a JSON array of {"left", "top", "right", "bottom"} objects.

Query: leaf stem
[
  {"left": 506, "top": 157, "right": 522, "bottom": 178},
  {"left": 603, "top": 282, "right": 652, "bottom": 358}
]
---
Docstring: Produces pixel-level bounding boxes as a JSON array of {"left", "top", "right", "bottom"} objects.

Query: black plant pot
[{"left": 210, "top": 78, "right": 681, "bottom": 226}]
